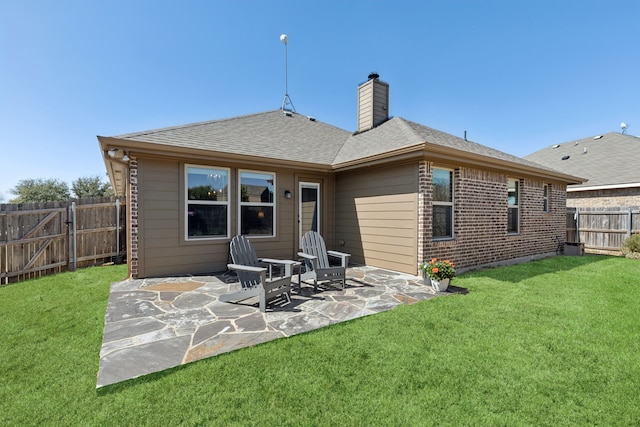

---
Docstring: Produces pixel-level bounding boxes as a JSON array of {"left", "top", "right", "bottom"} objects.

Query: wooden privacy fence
[
  {"left": 567, "top": 206, "right": 640, "bottom": 253},
  {"left": 0, "top": 197, "right": 126, "bottom": 284}
]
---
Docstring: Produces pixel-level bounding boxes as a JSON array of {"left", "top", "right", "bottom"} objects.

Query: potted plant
[{"left": 419, "top": 258, "right": 455, "bottom": 292}]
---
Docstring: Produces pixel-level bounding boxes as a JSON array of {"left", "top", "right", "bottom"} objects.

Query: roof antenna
[
  {"left": 621, "top": 122, "right": 628, "bottom": 134},
  {"left": 280, "top": 34, "right": 296, "bottom": 112}
]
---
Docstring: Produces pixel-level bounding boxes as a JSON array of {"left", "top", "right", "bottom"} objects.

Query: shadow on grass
[{"left": 457, "top": 254, "right": 613, "bottom": 284}]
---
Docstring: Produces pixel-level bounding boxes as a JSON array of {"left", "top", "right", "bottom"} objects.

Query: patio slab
[{"left": 97, "top": 266, "right": 452, "bottom": 388}]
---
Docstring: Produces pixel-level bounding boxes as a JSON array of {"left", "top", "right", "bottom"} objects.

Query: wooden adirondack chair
[
  {"left": 298, "top": 231, "right": 350, "bottom": 290},
  {"left": 220, "top": 235, "right": 297, "bottom": 312}
]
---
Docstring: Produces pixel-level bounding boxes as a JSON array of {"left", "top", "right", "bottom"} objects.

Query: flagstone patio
[{"left": 97, "top": 266, "right": 454, "bottom": 388}]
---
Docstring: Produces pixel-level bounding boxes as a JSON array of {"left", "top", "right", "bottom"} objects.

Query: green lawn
[{"left": 2, "top": 255, "right": 639, "bottom": 426}]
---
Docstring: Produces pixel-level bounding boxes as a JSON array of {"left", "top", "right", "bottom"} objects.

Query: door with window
[{"left": 299, "top": 182, "right": 320, "bottom": 240}]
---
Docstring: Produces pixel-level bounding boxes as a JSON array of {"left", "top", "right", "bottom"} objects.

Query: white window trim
[
  {"left": 299, "top": 181, "right": 320, "bottom": 239},
  {"left": 238, "top": 169, "right": 276, "bottom": 238},
  {"left": 184, "top": 164, "right": 230, "bottom": 241},
  {"left": 508, "top": 178, "right": 520, "bottom": 234},
  {"left": 543, "top": 184, "right": 550, "bottom": 212},
  {"left": 432, "top": 167, "right": 454, "bottom": 240}
]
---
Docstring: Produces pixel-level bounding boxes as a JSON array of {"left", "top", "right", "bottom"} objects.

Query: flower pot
[
  {"left": 422, "top": 271, "right": 430, "bottom": 286},
  {"left": 431, "top": 277, "right": 450, "bottom": 292}
]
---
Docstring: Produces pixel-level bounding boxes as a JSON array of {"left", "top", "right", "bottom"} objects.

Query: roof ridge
[
  {"left": 115, "top": 110, "right": 284, "bottom": 139},
  {"left": 393, "top": 117, "right": 427, "bottom": 145}
]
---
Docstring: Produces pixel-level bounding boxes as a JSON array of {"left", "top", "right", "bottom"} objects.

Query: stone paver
[{"left": 97, "top": 266, "right": 455, "bottom": 388}]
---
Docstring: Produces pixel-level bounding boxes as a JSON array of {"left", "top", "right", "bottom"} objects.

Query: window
[
  {"left": 186, "top": 165, "right": 229, "bottom": 239},
  {"left": 543, "top": 184, "right": 549, "bottom": 212},
  {"left": 239, "top": 170, "right": 275, "bottom": 236},
  {"left": 433, "top": 168, "right": 453, "bottom": 239},
  {"left": 508, "top": 178, "right": 519, "bottom": 233}
]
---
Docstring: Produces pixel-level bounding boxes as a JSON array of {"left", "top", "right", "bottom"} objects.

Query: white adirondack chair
[
  {"left": 220, "top": 235, "right": 297, "bottom": 312},
  {"left": 298, "top": 231, "right": 350, "bottom": 290}
]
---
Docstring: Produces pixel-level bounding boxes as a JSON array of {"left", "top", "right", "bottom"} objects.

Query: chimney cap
[{"left": 368, "top": 72, "right": 380, "bottom": 80}]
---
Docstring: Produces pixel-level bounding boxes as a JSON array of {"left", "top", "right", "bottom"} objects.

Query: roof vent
[
  {"left": 552, "top": 144, "right": 560, "bottom": 149},
  {"left": 562, "top": 155, "right": 570, "bottom": 160},
  {"left": 583, "top": 147, "right": 587, "bottom": 154},
  {"left": 307, "top": 116, "right": 316, "bottom": 121},
  {"left": 283, "top": 111, "right": 293, "bottom": 117},
  {"left": 593, "top": 135, "right": 603, "bottom": 140}
]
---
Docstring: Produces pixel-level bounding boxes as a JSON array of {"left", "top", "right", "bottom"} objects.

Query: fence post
[
  {"left": 629, "top": 207, "right": 633, "bottom": 239},
  {"left": 115, "top": 198, "right": 120, "bottom": 262},
  {"left": 70, "top": 202, "right": 77, "bottom": 272}
]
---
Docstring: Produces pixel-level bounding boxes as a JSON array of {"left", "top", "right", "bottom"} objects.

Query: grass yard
[{"left": 1, "top": 255, "right": 639, "bottom": 426}]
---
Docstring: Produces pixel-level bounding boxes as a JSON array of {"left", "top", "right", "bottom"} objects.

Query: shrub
[{"left": 621, "top": 234, "right": 640, "bottom": 259}]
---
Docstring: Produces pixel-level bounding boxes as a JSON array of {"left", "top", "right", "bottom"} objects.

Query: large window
[
  {"left": 186, "top": 165, "right": 229, "bottom": 239},
  {"left": 508, "top": 178, "right": 519, "bottom": 233},
  {"left": 239, "top": 170, "right": 275, "bottom": 236},
  {"left": 433, "top": 168, "right": 453, "bottom": 239}
]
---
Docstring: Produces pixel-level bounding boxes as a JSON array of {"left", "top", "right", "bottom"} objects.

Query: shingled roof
[
  {"left": 336, "top": 116, "right": 564, "bottom": 174},
  {"left": 100, "top": 108, "right": 584, "bottom": 197},
  {"left": 114, "top": 110, "right": 351, "bottom": 166},
  {"left": 524, "top": 132, "right": 640, "bottom": 189},
  {"left": 110, "top": 110, "right": 577, "bottom": 176}
]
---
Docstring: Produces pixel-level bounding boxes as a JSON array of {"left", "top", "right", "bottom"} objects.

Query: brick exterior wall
[
  {"left": 128, "top": 159, "right": 139, "bottom": 279},
  {"left": 567, "top": 187, "right": 640, "bottom": 208},
  {"left": 418, "top": 162, "right": 567, "bottom": 271}
]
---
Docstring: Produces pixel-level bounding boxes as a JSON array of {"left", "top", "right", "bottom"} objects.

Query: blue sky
[{"left": 1, "top": 1, "right": 639, "bottom": 201}]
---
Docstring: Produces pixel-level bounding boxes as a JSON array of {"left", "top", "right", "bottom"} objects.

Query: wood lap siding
[
  {"left": 138, "top": 159, "right": 228, "bottom": 277},
  {"left": 336, "top": 164, "right": 418, "bottom": 274},
  {"left": 137, "top": 159, "right": 307, "bottom": 277}
]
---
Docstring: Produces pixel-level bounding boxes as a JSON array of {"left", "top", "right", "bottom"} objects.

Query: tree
[
  {"left": 71, "top": 176, "right": 113, "bottom": 198},
  {"left": 9, "top": 178, "right": 70, "bottom": 203}
]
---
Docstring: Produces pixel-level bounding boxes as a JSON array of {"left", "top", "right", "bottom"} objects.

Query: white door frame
[{"left": 298, "top": 181, "right": 320, "bottom": 241}]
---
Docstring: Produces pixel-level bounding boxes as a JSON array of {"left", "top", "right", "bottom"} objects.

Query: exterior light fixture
[
  {"left": 284, "top": 190, "right": 292, "bottom": 199},
  {"left": 107, "top": 148, "right": 130, "bottom": 162}
]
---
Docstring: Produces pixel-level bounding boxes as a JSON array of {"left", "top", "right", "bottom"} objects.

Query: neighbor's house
[
  {"left": 99, "top": 75, "right": 583, "bottom": 279},
  {"left": 525, "top": 132, "right": 640, "bottom": 208}
]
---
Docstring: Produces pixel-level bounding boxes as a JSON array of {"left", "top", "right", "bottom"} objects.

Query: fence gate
[
  {"left": 0, "top": 204, "right": 69, "bottom": 284},
  {"left": 1, "top": 197, "right": 126, "bottom": 285}
]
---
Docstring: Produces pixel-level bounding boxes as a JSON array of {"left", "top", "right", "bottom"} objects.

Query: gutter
[
  {"left": 569, "top": 182, "right": 640, "bottom": 192},
  {"left": 332, "top": 141, "right": 586, "bottom": 184}
]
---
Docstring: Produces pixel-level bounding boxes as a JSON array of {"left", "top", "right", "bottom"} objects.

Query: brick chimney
[{"left": 357, "top": 73, "right": 389, "bottom": 133}]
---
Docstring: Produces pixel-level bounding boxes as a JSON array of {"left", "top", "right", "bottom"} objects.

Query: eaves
[{"left": 332, "top": 141, "right": 586, "bottom": 184}]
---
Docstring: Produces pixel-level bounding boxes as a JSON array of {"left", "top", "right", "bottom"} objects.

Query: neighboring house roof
[
  {"left": 99, "top": 109, "right": 585, "bottom": 196},
  {"left": 524, "top": 132, "right": 640, "bottom": 190}
]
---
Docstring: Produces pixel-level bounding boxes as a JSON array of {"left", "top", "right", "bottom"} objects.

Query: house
[
  {"left": 524, "top": 132, "right": 640, "bottom": 208},
  {"left": 99, "top": 75, "right": 583, "bottom": 279}
]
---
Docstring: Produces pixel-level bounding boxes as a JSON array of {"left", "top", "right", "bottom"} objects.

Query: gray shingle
[
  {"left": 524, "top": 132, "right": 640, "bottom": 188},
  {"left": 116, "top": 110, "right": 351, "bottom": 165},
  {"left": 335, "top": 117, "right": 567, "bottom": 174},
  {"left": 112, "top": 110, "right": 581, "bottom": 181}
]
